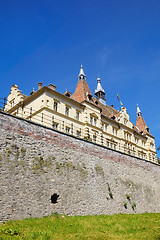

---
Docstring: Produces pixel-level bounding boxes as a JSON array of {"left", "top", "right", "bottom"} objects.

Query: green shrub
[
  {"left": 123, "top": 202, "right": 127, "bottom": 209},
  {"left": 126, "top": 194, "right": 131, "bottom": 200},
  {"left": 132, "top": 202, "right": 136, "bottom": 210}
]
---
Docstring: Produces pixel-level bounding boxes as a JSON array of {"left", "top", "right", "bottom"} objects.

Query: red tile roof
[
  {"left": 72, "top": 79, "right": 118, "bottom": 118},
  {"left": 136, "top": 115, "right": 151, "bottom": 135},
  {"left": 71, "top": 79, "right": 92, "bottom": 103}
]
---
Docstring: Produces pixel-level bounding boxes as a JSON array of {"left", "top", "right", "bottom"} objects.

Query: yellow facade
[{"left": 4, "top": 68, "right": 157, "bottom": 164}]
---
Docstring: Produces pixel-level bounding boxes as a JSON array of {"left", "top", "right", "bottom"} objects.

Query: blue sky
[{"left": 0, "top": 0, "right": 160, "bottom": 156}]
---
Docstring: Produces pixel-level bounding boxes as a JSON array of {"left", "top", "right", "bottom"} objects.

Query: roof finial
[
  {"left": 97, "top": 72, "right": 100, "bottom": 83},
  {"left": 137, "top": 104, "right": 142, "bottom": 116}
]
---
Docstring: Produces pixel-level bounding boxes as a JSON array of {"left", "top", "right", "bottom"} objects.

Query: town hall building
[{"left": 4, "top": 65, "right": 157, "bottom": 163}]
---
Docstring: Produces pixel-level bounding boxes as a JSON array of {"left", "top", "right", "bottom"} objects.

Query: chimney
[
  {"left": 111, "top": 104, "right": 114, "bottom": 108},
  {"left": 49, "top": 84, "right": 56, "bottom": 90},
  {"left": 38, "top": 82, "right": 42, "bottom": 90}
]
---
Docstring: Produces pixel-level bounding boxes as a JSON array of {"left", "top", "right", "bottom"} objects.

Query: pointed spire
[
  {"left": 95, "top": 76, "right": 105, "bottom": 93},
  {"left": 94, "top": 74, "right": 106, "bottom": 105},
  {"left": 78, "top": 64, "right": 86, "bottom": 80},
  {"left": 137, "top": 104, "right": 142, "bottom": 116}
]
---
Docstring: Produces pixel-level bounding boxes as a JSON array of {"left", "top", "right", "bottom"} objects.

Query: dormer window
[
  {"left": 64, "top": 91, "right": 71, "bottom": 97},
  {"left": 87, "top": 94, "right": 92, "bottom": 101}
]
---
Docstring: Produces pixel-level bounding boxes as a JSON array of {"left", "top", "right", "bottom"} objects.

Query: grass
[{"left": 0, "top": 213, "right": 160, "bottom": 240}]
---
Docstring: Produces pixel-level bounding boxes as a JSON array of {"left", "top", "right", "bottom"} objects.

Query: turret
[
  {"left": 94, "top": 76, "right": 106, "bottom": 105},
  {"left": 78, "top": 64, "right": 86, "bottom": 80},
  {"left": 72, "top": 65, "right": 92, "bottom": 103},
  {"left": 136, "top": 104, "right": 150, "bottom": 135}
]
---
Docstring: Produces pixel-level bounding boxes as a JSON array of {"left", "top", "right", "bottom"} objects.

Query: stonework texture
[{"left": 0, "top": 112, "right": 160, "bottom": 222}]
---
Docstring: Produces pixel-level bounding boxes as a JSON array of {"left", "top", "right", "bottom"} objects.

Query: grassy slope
[{"left": 0, "top": 213, "right": 160, "bottom": 240}]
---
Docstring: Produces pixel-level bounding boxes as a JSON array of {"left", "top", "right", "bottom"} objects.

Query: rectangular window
[
  {"left": 112, "top": 128, "right": 114, "bottom": 135},
  {"left": 65, "top": 106, "right": 69, "bottom": 116},
  {"left": 90, "top": 116, "right": 93, "bottom": 125},
  {"left": 54, "top": 102, "right": 58, "bottom": 111},
  {"left": 65, "top": 127, "right": 70, "bottom": 133},
  {"left": 93, "top": 135, "right": 96, "bottom": 143},
  {"left": 94, "top": 118, "right": 97, "bottom": 126},
  {"left": 135, "top": 138, "right": 139, "bottom": 144},
  {"left": 53, "top": 123, "right": 58, "bottom": 130},
  {"left": 76, "top": 130, "right": 81, "bottom": 137},
  {"left": 102, "top": 123, "right": 104, "bottom": 130},
  {"left": 105, "top": 124, "right": 107, "bottom": 132},
  {"left": 76, "top": 111, "right": 79, "bottom": 120}
]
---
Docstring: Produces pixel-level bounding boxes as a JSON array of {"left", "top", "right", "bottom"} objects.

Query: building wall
[
  {"left": 4, "top": 85, "right": 158, "bottom": 163},
  {"left": 0, "top": 111, "right": 160, "bottom": 222}
]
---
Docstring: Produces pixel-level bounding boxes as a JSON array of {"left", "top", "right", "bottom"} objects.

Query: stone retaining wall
[{"left": 0, "top": 111, "right": 160, "bottom": 222}]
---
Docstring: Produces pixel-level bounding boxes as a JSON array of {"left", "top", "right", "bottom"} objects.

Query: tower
[
  {"left": 136, "top": 104, "right": 150, "bottom": 134},
  {"left": 72, "top": 65, "right": 92, "bottom": 103},
  {"left": 94, "top": 76, "right": 106, "bottom": 105},
  {"left": 78, "top": 64, "right": 86, "bottom": 80}
]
